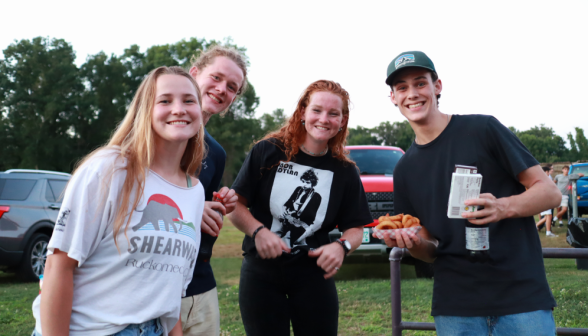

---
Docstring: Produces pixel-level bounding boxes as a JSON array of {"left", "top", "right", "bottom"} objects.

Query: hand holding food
[
  {"left": 376, "top": 213, "right": 421, "bottom": 229},
  {"left": 373, "top": 213, "right": 422, "bottom": 239}
]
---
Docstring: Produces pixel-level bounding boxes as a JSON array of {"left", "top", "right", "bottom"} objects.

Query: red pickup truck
[{"left": 329, "top": 145, "right": 434, "bottom": 278}]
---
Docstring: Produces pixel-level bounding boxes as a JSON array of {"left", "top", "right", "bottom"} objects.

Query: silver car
[{"left": 0, "top": 169, "right": 70, "bottom": 281}]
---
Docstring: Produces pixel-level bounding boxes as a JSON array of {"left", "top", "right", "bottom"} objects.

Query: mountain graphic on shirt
[{"left": 131, "top": 194, "right": 197, "bottom": 241}]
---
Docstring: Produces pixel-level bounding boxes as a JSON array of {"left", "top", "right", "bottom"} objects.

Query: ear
[
  {"left": 341, "top": 115, "right": 349, "bottom": 128},
  {"left": 434, "top": 78, "right": 442, "bottom": 96},
  {"left": 390, "top": 90, "right": 398, "bottom": 106},
  {"left": 189, "top": 66, "right": 199, "bottom": 78}
]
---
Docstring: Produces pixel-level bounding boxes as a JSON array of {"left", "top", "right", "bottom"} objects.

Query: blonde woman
[{"left": 32, "top": 66, "right": 206, "bottom": 336}]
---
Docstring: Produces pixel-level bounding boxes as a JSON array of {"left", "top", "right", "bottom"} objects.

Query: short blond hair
[{"left": 190, "top": 45, "right": 248, "bottom": 95}]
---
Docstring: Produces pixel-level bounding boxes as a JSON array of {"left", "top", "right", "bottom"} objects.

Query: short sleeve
[
  {"left": 48, "top": 155, "right": 118, "bottom": 266},
  {"left": 335, "top": 165, "right": 373, "bottom": 231},
  {"left": 231, "top": 141, "right": 265, "bottom": 206},
  {"left": 484, "top": 117, "right": 539, "bottom": 180},
  {"left": 182, "top": 185, "right": 204, "bottom": 297}
]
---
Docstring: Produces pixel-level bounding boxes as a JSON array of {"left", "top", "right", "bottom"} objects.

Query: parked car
[
  {"left": 0, "top": 169, "right": 70, "bottom": 281},
  {"left": 568, "top": 162, "right": 588, "bottom": 216},
  {"left": 329, "top": 145, "right": 434, "bottom": 278}
]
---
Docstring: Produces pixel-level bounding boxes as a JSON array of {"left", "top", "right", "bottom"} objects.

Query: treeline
[
  {"left": 1, "top": 37, "right": 585, "bottom": 187},
  {"left": 0, "top": 36, "right": 285, "bottom": 186},
  {"left": 348, "top": 121, "right": 587, "bottom": 164},
  {"left": 509, "top": 125, "right": 588, "bottom": 163}
]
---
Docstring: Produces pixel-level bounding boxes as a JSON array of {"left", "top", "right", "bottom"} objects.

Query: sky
[{"left": 2, "top": 0, "right": 587, "bottom": 145}]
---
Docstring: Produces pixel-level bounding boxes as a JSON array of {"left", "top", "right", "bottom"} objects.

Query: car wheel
[
  {"left": 18, "top": 233, "right": 50, "bottom": 282},
  {"left": 414, "top": 259, "right": 434, "bottom": 279}
]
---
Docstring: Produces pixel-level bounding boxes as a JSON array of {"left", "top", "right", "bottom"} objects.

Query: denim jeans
[
  {"left": 32, "top": 318, "right": 163, "bottom": 336},
  {"left": 434, "top": 310, "right": 556, "bottom": 336}
]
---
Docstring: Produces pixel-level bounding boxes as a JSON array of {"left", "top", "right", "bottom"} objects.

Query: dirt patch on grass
[{"left": 213, "top": 244, "right": 244, "bottom": 259}]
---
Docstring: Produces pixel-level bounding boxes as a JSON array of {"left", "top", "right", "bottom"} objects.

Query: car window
[
  {"left": 347, "top": 149, "right": 404, "bottom": 175},
  {"left": 571, "top": 166, "right": 588, "bottom": 176},
  {"left": 48, "top": 180, "right": 68, "bottom": 203},
  {"left": 0, "top": 178, "right": 37, "bottom": 200},
  {"left": 45, "top": 182, "right": 55, "bottom": 202}
]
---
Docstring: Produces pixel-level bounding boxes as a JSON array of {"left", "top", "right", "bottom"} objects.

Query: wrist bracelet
[{"left": 251, "top": 225, "right": 266, "bottom": 240}]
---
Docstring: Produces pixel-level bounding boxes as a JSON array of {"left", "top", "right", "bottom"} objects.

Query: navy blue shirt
[{"left": 185, "top": 128, "right": 226, "bottom": 297}]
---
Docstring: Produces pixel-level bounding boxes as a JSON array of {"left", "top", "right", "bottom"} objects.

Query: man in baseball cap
[{"left": 381, "top": 51, "right": 561, "bottom": 335}]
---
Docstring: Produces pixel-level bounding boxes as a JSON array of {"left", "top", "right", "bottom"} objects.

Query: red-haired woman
[{"left": 228, "top": 80, "right": 372, "bottom": 336}]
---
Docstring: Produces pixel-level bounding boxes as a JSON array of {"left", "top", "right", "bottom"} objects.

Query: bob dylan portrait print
[{"left": 269, "top": 162, "right": 333, "bottom": 250}]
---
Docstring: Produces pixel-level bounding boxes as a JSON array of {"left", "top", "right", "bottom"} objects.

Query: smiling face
[
  {"left": 301, "top": 91, "right": 347, "bottom": 150},
  {"left": 390, "top": 68, "right": 442, "bottom": 123},
  {"left": 191, "top": 56, "right": 244, "bottom": 117},
  {"left": 151, "top": 74, "right": 202, "bottom": 145}
]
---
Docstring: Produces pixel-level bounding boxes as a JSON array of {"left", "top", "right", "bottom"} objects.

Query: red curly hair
[{"left": 262, "top": 80, "right": 353, "bottom": 165}]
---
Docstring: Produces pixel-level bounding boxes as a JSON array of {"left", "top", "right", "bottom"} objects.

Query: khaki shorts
[
  {"left": 181, "top": 287, "right": 220, "bottom": 336},
  {"left": 560, "top": 195, "right": 569, "bottom": 207}
]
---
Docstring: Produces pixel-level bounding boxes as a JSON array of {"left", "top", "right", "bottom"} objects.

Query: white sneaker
[{"left": 546, "top": 232, "right": 559, "bottom": 237}]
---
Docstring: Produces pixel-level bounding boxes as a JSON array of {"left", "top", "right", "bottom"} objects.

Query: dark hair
[
  {"left": 563, "top": 165, "right": 569, "bottom": 170},
  {"left": 390, "top": 69, "right": 441, "bottom": 106},
  {"left": 300, "top": 169, "right": 319, "bottom": 187},
  {"left": 542, "top": 166, "right": 551, "bottom": 172}
]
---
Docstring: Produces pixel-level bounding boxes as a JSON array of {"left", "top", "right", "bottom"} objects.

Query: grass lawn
[{"left": 1, "top": 219, "right": 587, "bottom": 336}]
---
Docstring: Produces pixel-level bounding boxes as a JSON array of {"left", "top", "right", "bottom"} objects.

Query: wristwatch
[{"left": 336, "top": 238, "right": 351, "bottom": 256}]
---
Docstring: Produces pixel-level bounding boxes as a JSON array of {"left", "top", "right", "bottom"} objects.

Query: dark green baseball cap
[{"left": 385, "top": 51, "right": 436, "bottom": 86}]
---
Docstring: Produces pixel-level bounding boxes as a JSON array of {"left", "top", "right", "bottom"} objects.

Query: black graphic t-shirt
[
  {"left": 394, "top": 114, "right": 556, "bottom": 317},
  {"left": 232, "top": 139, "right": 372, "bottom": 258}
]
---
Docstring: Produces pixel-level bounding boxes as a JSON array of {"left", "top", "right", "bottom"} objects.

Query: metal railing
[{"left": 389, "top": 247, "right": 588, "bottom": 336}]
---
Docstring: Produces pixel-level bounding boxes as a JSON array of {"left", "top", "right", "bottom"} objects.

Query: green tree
[
  {"left": 74, "top": 52, "right": 133, "bottom": 156},
  {"left": 515, "top": 125, "right": 567, "bottom": 163},
  {"left": 259, "top": 108, "right": 286, "bottom": 135},
  {"left": 374, "top": 120, "right": 415, "bottom": 151},
  {"left": 347, "top": 126, "right": 379, "bottom": 145},
  {"left": 567, "top": 127, "right": 588, "bottom": 161},
  {"left": 0, "top": 37, "right": 84, "bottom": 172}
]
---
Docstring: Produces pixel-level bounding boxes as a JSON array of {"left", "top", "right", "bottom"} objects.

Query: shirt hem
[
  {"left": 67, "top": 324, "right": 128, "bottom": 336},
  {"left": 431, "top": 302, "right": 556, "bottom": 317}
]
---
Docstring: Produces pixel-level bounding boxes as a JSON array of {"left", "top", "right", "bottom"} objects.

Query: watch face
[{"left": 343, "top": 240, "right": 351, "bottom": 250}]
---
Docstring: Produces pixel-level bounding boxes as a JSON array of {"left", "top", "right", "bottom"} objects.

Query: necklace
[{"left": 301, "top": 144, "right": 328, "bottom": 156}]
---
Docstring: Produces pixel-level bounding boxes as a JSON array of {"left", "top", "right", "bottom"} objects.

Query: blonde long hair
[{"left": 74, "top": 66, "right": 206, "bottom": 249}]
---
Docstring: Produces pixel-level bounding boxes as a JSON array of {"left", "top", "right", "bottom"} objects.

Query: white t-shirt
[{"left": 32, "top": 149, "right": 204, "bottom": 336}]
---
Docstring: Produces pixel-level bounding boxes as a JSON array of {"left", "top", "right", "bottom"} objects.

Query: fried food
[
  {"left": 376, "top": 214, "right": 422, "bottom": 230},
  {"left": 402, "top": 214, "right": 413, "bottom": 225},
  {"left": 376, "top": 222, "right": 395, "bottom": 230},
  {"left": 378, "top": 213, "right": 404, "bottom": 222}
]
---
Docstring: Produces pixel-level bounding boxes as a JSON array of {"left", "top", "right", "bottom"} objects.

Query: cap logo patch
[{"left": 395, "top": 54, "right": 415, "bottom": 68}]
